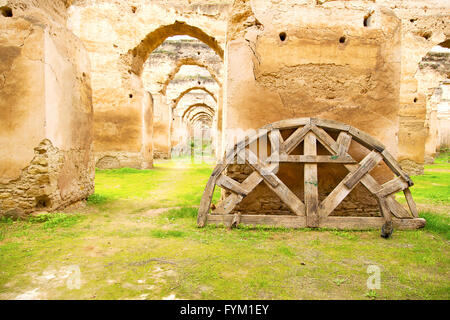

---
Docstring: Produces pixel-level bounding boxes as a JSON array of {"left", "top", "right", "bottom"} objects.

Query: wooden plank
[
  {"left": 243, "top": 149, "right": 305, "bottom": 216},
  {"left": 266, "top": 118, "right": 311, "bottom": 130},
  {"left": 311, "top": 118, "right": 350, "bottom": 132},
  {"left": 213, "top": 163, "right": 279, "bottom": 215},
  {"left": 376, "top": 177, "right": 409, "bottom": 198},
  {"left": 386, "top": 196, "right": 412, "bottom": 219},
  {"left": 197, "top": 175, "right": 219, "bottom": 227},
  {"left": 216, "top": 174, "right": 249, "bottom": 197},
  {"left": 320, "top": 217, "right": 426, "bottom": 230},
  {"left": 348, "top": 126, "right": 385, "bottom": 152},
  {"left": 403, "top": 188, "right": 419, "bottom": 218},
  {"left": 207, "top": 215, "right": 425, "bottom": 230},
  {"left": 336, "top": 132, "right": 352, "bottom": 156},
  {"left": 221, "top": 129, "right": 269, "bottom": 165},
  {"left": 376, "top": 196, "right": 392, "bottom": 223},
  {"left": 239, "top": 149, "right": 279, "bottom": 187},
  {"left": 310, "top": 125, "right": 339, "bottom": 154},
  {"left": 319, "top": 152, "right": 382, "bottom": 218},
  {"left": 207, "top": 214, "right": 307, "bottom": 228},
  {"left": 304, "top": 132, "right": 319, "bottom": 227},
  {"left": 268, "top": 129, "right": 285, "bottom": 154},
  {"left": 381, "top": 150, "right": 413, "bottom": 186},
  {"left": 267, "top": 154, "right": 356, "bottom": 163},
  {"left": 344, "top": 151, "right": 383, "bottom": 189},
  {"left": 282, "top": 124, "right": 311, "bottom": 154}
]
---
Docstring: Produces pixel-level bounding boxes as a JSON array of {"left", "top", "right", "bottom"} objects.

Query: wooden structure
[{"left": 197, "top": 118, "right": 425, "bottom": 235}]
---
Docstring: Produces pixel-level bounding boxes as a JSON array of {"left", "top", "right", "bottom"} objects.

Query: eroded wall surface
[{"left": 0, "top": 0, "right": 94, "bottom": 217}]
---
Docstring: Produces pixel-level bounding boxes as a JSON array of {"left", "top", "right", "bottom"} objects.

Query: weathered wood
[
  {"left": 376, "top": 177, "right": 409, "bottom": 198},
  {"left": 266, "top": 118, "right": 311, "bottom": 130},
  {"left": 216, "top": 174, "right": 249, "bottom": 197},
  {"left": 207, "top": 215, "right": 425, "bottom": 230},
  {"left": 197, "top": 175, "right": 219, "bottom": 227},
  {"left": 199, "top": 117, "right": 423, "bottom": 232},
  {"left": 240, "top": 149, "right": 279, "bottom": 187},
  {"left": 208, "top": 214, "right": 307, "bottom": 228},
  {"left": 376, "top": 196, "right": 393, "bottom": 223},
  {"left": 213, "top": 164, "right": 279, "bottom": 215},
  {"left": 282, "top": 124, "right": 311, "bottom": 154},
  {"left": 267, "top": 154, "right": 356, "bottom": 163},
  {"left": 310, "top": 125, "right": 340, "bottom": 154},
  {"left": 311, "top": 118, "right": 350, "bottom": 132},
  {"left": 336, "top": 132, "right": 352, "bottom": 156},
  {"left": 319, "top": 152, "right": 382, "bottom": 218},
  {"left": 243, "top": 149, "right": 305, "bottom": 216},
  {"left": 386, "top": 196, "right": 412, "bottom": 219},
  {"left": 403, "top": 188, "right": 419, "bottom": 218},
  {"left": 381, "top": 150, "right": 413, "bottom": 186},
  {"left": 320, "top": 217, "right": 426, "bottom": 230},
  {"left": 344, "top": 151, "right": 383, "bottom": 189},
  {"left": 304, "top": 132, "right": 319, "bottom": 227},
  {"left": 348, "top": 126, "right": 385, "bottom": 152}
]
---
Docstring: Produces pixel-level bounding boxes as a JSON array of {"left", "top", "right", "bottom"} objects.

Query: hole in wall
[
  {"left": 422, "top": 31, "right": 432, "bottom": 40},
  {"left": 35, "top": 196, "right": 51, "bottom": 209},
  {"left": 363, "top": 14, "right": 372, "bottom": 27},
  {"left": 279, "top": 32, "right": 287, "bottom": 42},
  {"left": 197, "top": 51, "right": 200, "bottom": 55},
  {"left": 129, "top": 94, "right": 133, "bottom": 98},
  {"left": 131, "top": 6, "right": 137, "bottom": 13},
  {"left": 197, "top": 81, "right": 201, "bottom": 85},
  {"left": 339, "top": 36, "right": 346, "bottom": 44},
  {"left": 0, "top": 6, "right": 13, "bottom": 17},
  {"left": 414, "top": 97, "right": 418, "bottom": 103}
]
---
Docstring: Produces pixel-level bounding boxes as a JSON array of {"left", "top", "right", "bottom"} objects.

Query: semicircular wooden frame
[{"left": 197, "top": 117, "right": 425, "bottom": 232}]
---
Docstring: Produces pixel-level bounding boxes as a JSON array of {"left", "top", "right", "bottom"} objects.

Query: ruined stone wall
[
  {"left": 375, "top": 0, "right": 450, "bottom": 174},
  {"left": 223, "top": 0, "right": 403, "bottom": 216},
  {"left": 67, "top": 0, "right": 230, "bottom": 167},
  {"left": 0, "top": 0, "right": 94, "bottom": 217},
  {"left": 416, "top": 50, "right": 450, "bottom": 162}
]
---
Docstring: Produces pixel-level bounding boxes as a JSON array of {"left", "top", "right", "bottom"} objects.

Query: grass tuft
[{"left": 420, "top": 211, "right": 450, "bottom": 240}]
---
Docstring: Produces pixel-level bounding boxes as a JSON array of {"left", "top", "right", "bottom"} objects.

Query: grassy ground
[{"left": 0, "top": 156, "right": 448, "bottom": 300}]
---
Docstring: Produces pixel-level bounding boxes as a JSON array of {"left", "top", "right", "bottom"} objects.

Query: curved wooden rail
[{"left": 197, "top": 118, "right": 425, "bottom": 236}]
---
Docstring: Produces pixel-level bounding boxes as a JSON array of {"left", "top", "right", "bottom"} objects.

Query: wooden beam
[
  {"left": 311, "top": 118, "right": 350, "bottom": 132},
  {"left": 216, "top": 174, "right": 249, "bottom": 197},
  {"left": 243, "top": 149, "right": 306, "bottom": 216},
  {"left": 381, "top": 150, "right": 413, "bottom": 186},
  {"left": 282, "top": 124, "right": 311, "bottom": 154},
  {"left": 207, "top": 215, "right": 426, "bottom": 230},
  {"left": 348, "top": 126, "right": 385, "bottom": 152},
  {"left": 403, "top": 188, "right": 419, "bottom": 218},
  {"left": 319, "top": 151, "right": 382, "bottom": 218},
  {"left": 267, "top": 154, "right": 356, "bottom": 163},
  {"left": 344, "top": 151, "right": 383, "bottom": 189},
  {"left": 336, "top": 132, "right": 352, "bottom": 156},
  {"left": 376, "top": 177, "right": 409, "bottom": 198},
  {"left": 304, "top": 132, "right": 319, "bottom": 227}
]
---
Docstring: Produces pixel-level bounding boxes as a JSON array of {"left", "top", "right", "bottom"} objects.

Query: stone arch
[
  {"left": 123, "top": 21, "right": 224, "bottom": 76},
  {"left": 161, "top": 58, "right": 222, "bottom": 95},
  {"left": 172, "top": 87, "right": 217, "bottom": 110},
  {"left": 190, "top": 112, "right": 213, "bottom": 125},
  {"left": 182, "top": 103, "right": 215, "bottom": 121}
]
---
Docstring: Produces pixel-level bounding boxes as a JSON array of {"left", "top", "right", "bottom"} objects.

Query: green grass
[{"left": 0, "top": 158, "right": 448, "bottom": 300}]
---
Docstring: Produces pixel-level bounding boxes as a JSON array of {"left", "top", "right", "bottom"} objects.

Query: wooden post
[{"left": 304, "top": 132, "right": 319, "bottom": 227}]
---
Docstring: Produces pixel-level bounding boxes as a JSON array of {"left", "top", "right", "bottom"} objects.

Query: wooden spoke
[
  {"left": 198, "top": 117, "right": 422, "bottom": 233},
  {"left": 304, "top": 132, "right": 319, "bottom": 227},
  {"left": 282, "top": 124, "right": 311, "bottom": 154}
]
